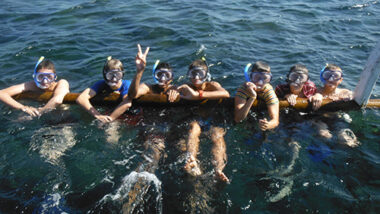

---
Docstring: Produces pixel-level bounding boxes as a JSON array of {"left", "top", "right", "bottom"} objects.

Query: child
[
  {"left": 234, "top": 61, "right": 279, "bottom": 131},
  {"left": 0, "top": 57, "right": 69, "bottom": 117},
  {"left": 311, "top": 63, "right": 353, "bottom": 109},
  {"left": 310, "top": 64, "right": 359, "bottom": 147},
  {"left": 275, "top": 64, "right": 317, "bottom": 106},
  {"left": 129, "top": 60, "right": 179, "bottom": 101},
  {"left": 177, "top": 59, "right": 230, "bottom": 182},
  {"left": 76, "top": 44, "right": 149, "bottom": 123}
]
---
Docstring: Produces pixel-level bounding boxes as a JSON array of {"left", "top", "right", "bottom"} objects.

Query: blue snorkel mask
[
  {"left": 33, "top": 56, "right": 57, "bottom": 89},
  {"left": 320, "top": 65, "right": 343, "bottom": 84}
]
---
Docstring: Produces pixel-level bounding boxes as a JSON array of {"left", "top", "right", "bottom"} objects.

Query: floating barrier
[{"left": 13, "top": 91, "right": 380, "bottom": 111}]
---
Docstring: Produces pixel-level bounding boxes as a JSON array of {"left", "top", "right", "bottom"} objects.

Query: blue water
[{"left": 0, "top": 0, "right": 379, "bottom": 213}]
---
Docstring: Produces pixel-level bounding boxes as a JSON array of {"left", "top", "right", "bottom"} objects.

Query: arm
[
  {"left": 109, "top": 95, "right": 132, "bottom": 121},
  {"left": 259, "top": 102, "right": 279, "bottom": 131},
  {"left": 202, "top": 82, "right": 230, "bottom": 99},
  {"left": 128, "top": 44, "right": 150, "bottom": 99},
  {"left": 38, "top": 79, "right": 70, "bottom": 114},
  {"left": 309, "top": 93, "right": 323, "bottom": 111},
  {"left": 134, "top": 83, "right": 151, "bottom": 98},
  {"left": 76, "top": 88, "right": 112, "bottom": 122},
  {"left": 234, "top": 95, "right": 255, "bottom": 123},
  {"left": 0, "top": 82, "right": 40, "bottom": 116},
  {"left": 339, "top": 89, "right": 353, "bottom": 101}
]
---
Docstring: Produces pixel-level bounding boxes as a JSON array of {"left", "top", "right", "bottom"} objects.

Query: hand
[
  {"left": 309, "top": 93, "right": 323, "bottom": 111},
  {"left": 21, "top": 106, "right": 40, "bottom": 117},
  {"left": 259, "top": 118, "right": 269, "bottom": 131},
  {"left": 179, "top": 85, "right": 199, "bottom": 100},
  {"left": 135, "top": 44, "right": 150, "bottom": 72},
  {"left": 244, "top": 82, "right": 257, "bottom": 99},
  {"left": 285, "top": 94, "right": 298, "bottom": 106},
  {"left": 95, "top": 115, "right": 113, "bottom": 123},
  {"left": 167, "top": 89, "right": 180, "bottom": 102}
]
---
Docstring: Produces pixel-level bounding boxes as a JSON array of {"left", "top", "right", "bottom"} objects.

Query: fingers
[
  {"left": 22, "top": 106, "right": 40, "bottom": 117},
  {"left": 144, "top": 46, "right": 150, "bottom": 56},
  {"left": 137, "top": 44, "right": 142, "bottom": 54},
  {"left": 167, "top": 90, "right": 179, "bottom": 102}
]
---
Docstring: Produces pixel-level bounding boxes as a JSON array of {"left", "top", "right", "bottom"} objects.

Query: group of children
[{"left": 0, "top": 44, "right": 354, "bottom": 182}]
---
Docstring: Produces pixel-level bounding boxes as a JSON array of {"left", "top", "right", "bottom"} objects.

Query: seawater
[{"left": 0, "top": 0, "right": 379, "bottom": 213}]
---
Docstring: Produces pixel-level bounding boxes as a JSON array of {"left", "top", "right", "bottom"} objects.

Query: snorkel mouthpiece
[{"left": 244, "top": 63, "right": 252, "bottom": 82}]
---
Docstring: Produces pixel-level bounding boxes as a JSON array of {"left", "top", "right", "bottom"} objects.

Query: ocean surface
[{"left": 0, "top": 0, "right": 379, "bottom": 213}]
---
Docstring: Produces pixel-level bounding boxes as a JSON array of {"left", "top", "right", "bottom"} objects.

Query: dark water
[{"left": 0, "top": 0, "right": 379, "bottom": 213}]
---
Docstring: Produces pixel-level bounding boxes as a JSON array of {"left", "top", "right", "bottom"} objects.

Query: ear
[{"left": 338, "top": 78, "right": 343, "bottom": 84}]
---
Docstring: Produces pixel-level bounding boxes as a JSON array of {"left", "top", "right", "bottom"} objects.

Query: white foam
[{"left": 101, "top": 171, "right": 162, "bottom": 212}]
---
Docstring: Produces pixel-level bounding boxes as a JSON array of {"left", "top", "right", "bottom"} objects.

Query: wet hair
[
  {"left": 289, "top": 64, "right": 309, "bottom": 75},
  {"left": 36, "top": 59, "right": 56, "bottom": 73},
  {"left": 189, "top": 59, "right": 208, "bottom": 72},
  {"left": 252, "top": 61, "right": 270, "bottom": 73},
  {"left": 156, "top": 62, "right": 173, "bottom": 72},
  {"left": 325, "top": 63, "right": 342, "bottom": 72},
  {"left": 103, "top": 57, "right": 124, "bottom": 73}
]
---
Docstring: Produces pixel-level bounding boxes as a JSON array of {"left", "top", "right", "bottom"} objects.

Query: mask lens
[
  {"left": 288, "top": 72, "right": 308, "bottom": 83},
  {"left": 322, "top": 70, "right": 342, "bottom": 81},
  {"left": 155, "top": 70, "right": 172, "bottom": 80},
  {"left": 250, "top": 72, "right": 271, "bottom": 84},
  {"left": 105, "top": 71, "right": 123, "bottom": 81},
  {"left": 188, "top": 68, "right": 206, "bottom": 80},
  {"left": 36, "top": 73, "right": 55, "bottom": 83}
]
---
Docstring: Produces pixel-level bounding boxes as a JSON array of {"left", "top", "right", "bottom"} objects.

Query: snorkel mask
[
  {"left": 187, "top": 57, "right": 211, "bottom": 84},
  {"left": 320, "top": 65, "right": 343, "bottom": 84},
  {"left": 244, "top": 63, "right": 272, "bottom": 89},
  {"left": 152, "top": 60, "right": 173, "bottom": 86},
  {"left": 103, "top": 56, "right": 124, "bottom": 87},
  {"left": 288, "top": 70, "right": 308, "bottom": 86},
  {"left": 33, "top": 56, "right": 57, "bottom": 89}
]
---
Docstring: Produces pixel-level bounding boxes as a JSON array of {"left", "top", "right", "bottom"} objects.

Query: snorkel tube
[
  {"left": 320, "top": 65, "right": 327, "bottom": 84},
  {"left": 244, "top": 63, "right": 252, "bottom": 82},
  {"left": 152, "top": 60, "right": 160, "bottom": 84},
  {"left": 33, "top": 56, "right": 48, "bottom": 89}
]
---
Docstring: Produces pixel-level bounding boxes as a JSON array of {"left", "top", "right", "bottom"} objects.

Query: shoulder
[
  {"left": 207, "top": 81, "right": 222, "bottom": 88},
  {"left": 338, "top": 88, "right": 353, "bottom": 99},
  {"left": 275, "top": 83, "right": 289, "bottom": 91},
  {"left": 263, "top": 83, "right": 275, "bottom": 91},
  {"left": 90, "top": 80, "right": 106, "bottom": 91},
  {"left": 56, "top": 79, "right": 69, "bottom": 87}
]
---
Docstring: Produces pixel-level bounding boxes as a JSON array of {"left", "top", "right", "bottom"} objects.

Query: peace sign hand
[{"left": 136, "top": 44, "right": 150, "bottom": 72}]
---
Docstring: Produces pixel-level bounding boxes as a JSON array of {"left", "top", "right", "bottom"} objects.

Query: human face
[
  {"left": 154, "top": 69, "right": 173, "bottom": 86},
  {"left": 188, "top": 67, "right": 207, "bottom": 85},
  {"left": 34, "top": 68, "right": 56, "bottom": 89},
  {"left": 288, "top": 71, "right": 308, "bottom": 89},
  {"left": 250, "top": 72, "right": 271, "bottom": 89},
  {"left": 105, "top": 70, "right": 123, "bottom": 87}
]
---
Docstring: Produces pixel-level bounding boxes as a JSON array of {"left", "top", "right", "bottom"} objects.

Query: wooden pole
[
  {"left": 13, "top": 91, "right": 380, "bottom": 110},
  {"left": 354, "top": 41, "right": 380, "bottom": 107}
]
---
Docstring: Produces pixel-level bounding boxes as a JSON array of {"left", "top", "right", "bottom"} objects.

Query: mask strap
[
  {"left": 152, "top": 60, "right": 160, "bottom": 84},
  {"left": 244, "top": 63, "right": 252, "bottom": 82}
]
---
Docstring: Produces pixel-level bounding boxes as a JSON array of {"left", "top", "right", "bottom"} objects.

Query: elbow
[
  {"left": 128, "top": 91, "right": 138, "bottom": 99},
  {"left": 234, "top": 112, "right": 242, "bottom": 123},
  {"left": 223, "top": 91, "right": 230, "bottom": 98},
  {"left": 76, "top": 95, "right": 83, "bottom": 105}
]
